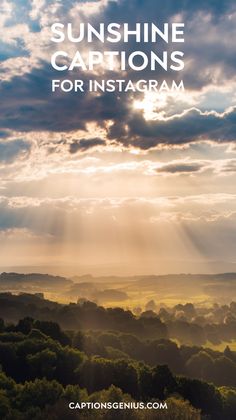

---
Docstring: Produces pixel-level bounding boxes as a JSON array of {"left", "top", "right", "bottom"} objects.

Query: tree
[
  {"left": 16, "top": 378, "right": 63, "bottom": 411},
  {"left": 0, "top": 319, "right": 4, "bottom": 333},
  {"left": 0, "top": 369, "right": 16, "bottom": 392},
  {"left": 27, "top": 349, "right": 57, "bottom": 380},
  {"left": 212, "top": 356, "right": 236, "bottom": 387},
  {"left": 56, "top": 347, "right": 84, "bottom": 384},
  {"left": 0, "top": 343, "right": 17, "bottom": 378},
  {"left": 151, "top": 365, "right": 177, "bottom": 400},
  {"left": 219, "top": 386, "right": 236, "bottom": 420},
  {"left": 89, "top": 385, "right": 137, "bottom": 420},
  {"left": 145, "top": 300, "right": 157, "bottom": 312},
  {"left": 73, "top": 331, "right": 85, "bottom": 351},
  {"left": 112, "top": 359, "right": 139, "bottom": 398},
  {"left": 77, "top": 357, "right": 139, "bottom": 398},
  {"left": 17, "top": 317, "right": 34, "bottom": 334},
  {"left": 177, "top": 376, "right": 223, "bottom": 418},
  {"left": 97, "top": 333, "right": 122, "bottom": 350},
  {"left": 0, "top": 390, "right": 10, "bottom": 419},
  {"left": 224, "top": 346, "right": 235, "bottom": 362},
  {"left": 186, "top": 351, "right": 214, "bottom": 381},
  {"left": 146, "top": 339, "right": 183, "bottom": 373},
  {"left": 138, "top": 363, "right": 152, "bottom": 400},
  {"left": 33, "top": 320, "right": 71, "bottom": 346}
]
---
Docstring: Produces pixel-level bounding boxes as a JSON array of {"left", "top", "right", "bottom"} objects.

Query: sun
[{"left": 133, "top": 92, "right": 168, "bottom": 120}]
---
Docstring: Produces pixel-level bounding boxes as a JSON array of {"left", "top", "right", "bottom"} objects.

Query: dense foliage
[
  {"left": 0, "top": 293, "right": 236, "bottom": 347},
  {"left": 0, "top": 310, "right": 235, "bottom": 419}
]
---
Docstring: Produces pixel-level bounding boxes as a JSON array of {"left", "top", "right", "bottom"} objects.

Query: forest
[{"left": 0, "top": 293, "right": 235, "bottom": 419}]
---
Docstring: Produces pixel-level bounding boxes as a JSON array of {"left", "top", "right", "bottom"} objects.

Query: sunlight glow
[{"left": 133, "top": 92, "right": 168, "bottom": 120}]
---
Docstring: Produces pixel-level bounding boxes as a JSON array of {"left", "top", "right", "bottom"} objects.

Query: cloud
[
  {"left": 156, "top": 161, "right": 204, "bottom": 174},
  {"left": 0, "top": 0, "right": 236, "bottom": 143},
  {"left": 0, "top": 64, "right": 131, "bottom": 132},
  {"left": 69, "top": 137, "right": 105, "bottom": 153},
  {"left": 120, "top": 106, "right": 236, "bottom": 149},
  {"left": 220, "top": 159, "right": 236, "bottom": 173}
]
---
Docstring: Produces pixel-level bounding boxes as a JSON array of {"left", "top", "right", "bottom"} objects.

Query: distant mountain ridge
[{"left": 0, "top": 272, "right": 72, "bottom": 288}]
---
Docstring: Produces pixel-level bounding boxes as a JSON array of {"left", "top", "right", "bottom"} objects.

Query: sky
[{"left": 0, "top": 0, "right": 236, "bottom": 276}]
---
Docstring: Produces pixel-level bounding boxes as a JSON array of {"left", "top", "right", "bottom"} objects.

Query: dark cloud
[
  {"left": 69, "top": 137, "right": 105, "bottom": 153},
  {"left": 119, "top": 107, "right": 236, "bottom": 148},
  {"left": 157, "top": 162, "right": 204, "bottom": 174},
  {"left": 0, "top": 65, "right": 130, "bottom": 132},
  {"left": 91, "top": 0, "right": 236, "bottom": 87}
]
